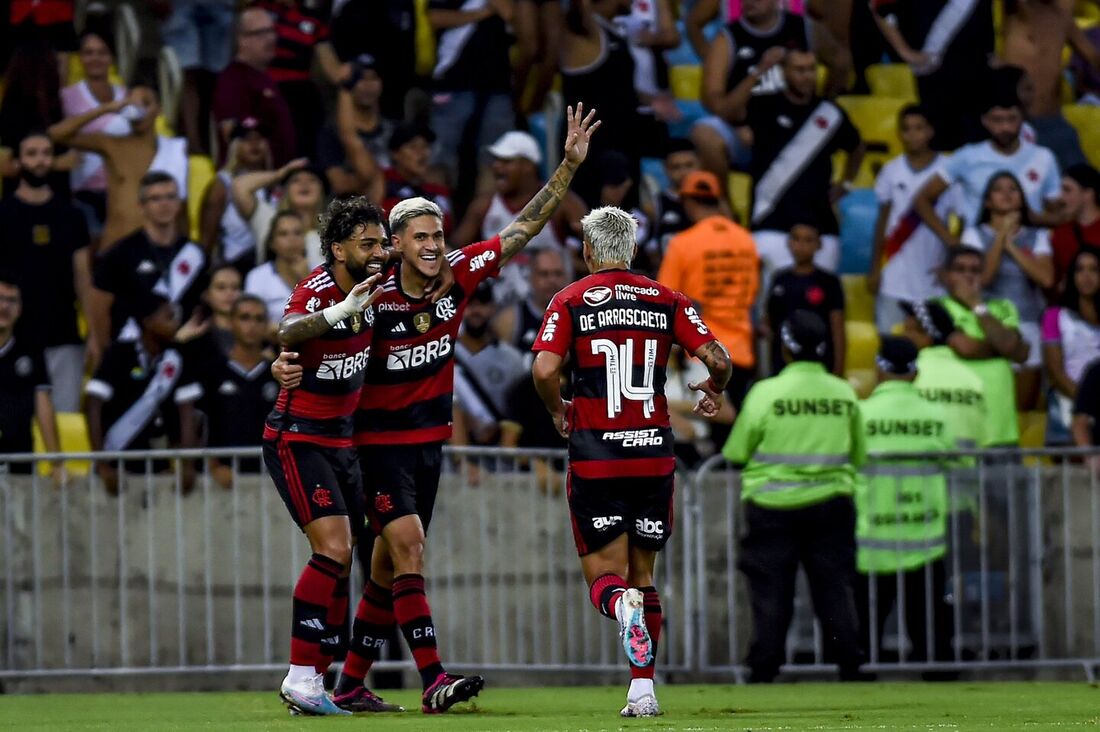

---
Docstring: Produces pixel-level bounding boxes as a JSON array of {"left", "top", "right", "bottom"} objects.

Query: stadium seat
[
  {"left": 728, "top": 172, "right": 752, "bottom": 226},
  {"left": 66, "top": 54, "right": 125, "bottom": 86},
  {"left": 841, "top": 274, "right": 875, "bottom": 324},
  {"left": 838, "top": 188, "right": 878, "bottom": 275},
  {"left": 865, "top": 64, "right": 917, "bottom": 102},
  {"left": 836, "top": 96, "right": 907, "bottom": 184},
  {"left": 188, "top": 154, "right": 216, "bottom": 241},
  {"left": 670, "top": 65, "right": 702, "bottom": 101},
  {"left": 414, "top": 0, "right": 436, "bottom": 75},
  {"left": 846, "top": 320, "right": 880, "bottom": 372},
  {"left": 846, "top": 368, "right": 876, "bottom": 399},
  {"left": 1062, "top": 105, "right": 1100, "bottom": 168},
  {"left": 32, "top": 412, "right": 92, "bottom": 476}
]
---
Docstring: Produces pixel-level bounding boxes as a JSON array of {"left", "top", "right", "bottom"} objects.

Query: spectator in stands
[
  {"left": 1043, "top": 248, "right": 1100, "bottom": 441},
  {"left": 729, "top": 48, "right": 863, "bottom": 286},
  {"left": 90, "top": 171, "right": 207, "bottom": 352},
  {"left": 84, "top": 292, "right": 202, "bottom": 493},
  {"left": 514, "top": 0, "right": 564, "bottom": 115},
  {"left": 615, "top": 0, "right": 682, "bottom": 125},
  {"left": 1072, "top": 21, "right": 1100, "bottom": 105},
  {"left": 0, "top": 274, "right": 62, "bottom": 477},
  {"left": 1072, "top": 359, "right": 1100, "bottom": 462},
  {"left": 0, "top": 41, "right": 63, "bottom": 165},
  {"left": 427, "top": 0, "right": 516, "bottom": 195},
  {"left": 561, "top": 0, "right": 667, "bottom": 209},
  {"left": 213, "top": 6, "right": 296, "bottom": 166},
  {"left": 323, "top": 54, "right": 394, "bottom": 199},
  {"left": 381, "top": 123, "right": 454, "bottom": 233},
  {"left": 254, "top": 0, "right": 344, "bottom": 159},
  {"left": 195, "top": 294, "right": 278, "bottom": 488},
  {"left": 327, "top": 0, "right": 417, "bottom": 122},
  {"left": 1052, "top": 164, "right": 1100, "bottom": 289},
  {"left": 658, "top": 171, "right": 760, "bottom": 408},
  {"left": 868, "top": 105, "right": 957, "bottom": 334},
  {"left": 453, "top": 281, "right": 527, "bottom": 449},
  {"left": 493, "top": 247, "right": 570, "bottom": 355},
  {"left": 5, "top": 0, "right": 77, "bottom": 73},
  {"left": 454, "top": 131, "right": 585, "bottom": 304},
  {"left": 934, "top": 247, "right": 1029, "bottom": 448},
  {"left": 962, "top": 171, "right": 1054, "bottom": 409},
  {"left": 49, "top": 79, "right": 190, "bottom": 250},
  {"left": 160, "top": 0, "right": 236, "bottom": 156},
  {"left": 231, "top": 157, "right": 326, "bottom": 266},
  {"left": 1001, "top": 0, "right": 1097, "bottom": 168},
  {"left": 914, "top": 91, "right": 1062, "bottom": 247},
  {"left": 244, "top": 210, "right": 309, "bottom": 337},
  {"left": 199, "top": 117, "right": 273, "bottom": 272},
  {"left": 200, "top": 264, "right": 242, "bottom": 355},
  {"left": 871, "top": 0, "right": 995, "bottom": 150},
  {"left": 694, "top": 0, "right": 812, "bottom": 181},
  {"left": 0, "top": 132, "right": 93, "bottom": 412},
  {"left": 594, "top": 149, "right": 651, "bottom": 250},
  {"left": 766, "top": 220, "right": 846, "bottom": 376},
  {"left": 60, "top": 30, "right": 128, "bottom": 242},
  {"left": 647, "top": 138, "right": 702, "bottom": 261}
]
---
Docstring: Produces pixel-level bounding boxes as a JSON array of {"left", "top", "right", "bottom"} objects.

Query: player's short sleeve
[
  {"left": 284, "top": 281, "right": 320, "bottom": 318},
  {"left": 454, "top": 236, "right": 503, "bottom": 291},
  {"left": 671, "top": 291, "right": 717, "bottom": 353},
  {"left": 532, "top": 292, "right": 573, "bottom": 358}
]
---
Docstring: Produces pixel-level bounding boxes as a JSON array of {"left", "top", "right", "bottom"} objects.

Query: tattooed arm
[
  {"left": 498, "top": 102, "right": 601, "bottom": 264},
  {"left": 688, "top": 340, "right": 734, "bottom": 418},
  {"left": 278, "top": 274, "right": 382, "bottom": 346}
]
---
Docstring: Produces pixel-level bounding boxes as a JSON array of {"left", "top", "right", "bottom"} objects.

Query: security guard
[
  {"left": 854, "top": 336, "right": 955, "bottom": 670},
  {"left": 723, "top": 310, "right": 866, "bottom": 683},
  {"left": 902, "top": 300, "right": 989, "bottom": 451}
]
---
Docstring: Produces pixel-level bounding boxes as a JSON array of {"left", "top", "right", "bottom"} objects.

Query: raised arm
[
  {"left": 232, "top": 158, "right": 308, "bottom": 221},
  {"left": 497, "top": 102, "right": 601, "bottom": 264},
  {"left": 48, "top": 97, "right": 127, "bottom": 152},
  {"left": 686, "top": 0, "right": 719, "bottom": 61},
  {"left": 278, "top": 274, "right": 381, "bottom": 346}
]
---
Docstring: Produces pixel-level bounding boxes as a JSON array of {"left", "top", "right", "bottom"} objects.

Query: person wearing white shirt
[{"left": 244, "top": 210, "right": 310, "bottom": 341}]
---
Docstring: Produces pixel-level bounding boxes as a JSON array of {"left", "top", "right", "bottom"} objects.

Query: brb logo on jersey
[
  {"left": 386, "top": 335, "right": 452, "bottom": 371},
  {"left": 435, "top": 296, "right": 457, "bottom": 322},
  {"left": 583, "top": 286, "right": 613, "bottom": 307},
  {"left": 316, "top": 346, "right": 371, "bottom": 380}
]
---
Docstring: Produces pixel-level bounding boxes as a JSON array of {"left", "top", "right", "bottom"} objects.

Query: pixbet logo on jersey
[
  {"left": 316, "top": 346, "right": 371, "bottom": 380},
  {"left": 386, "top": 335, "right": 452, "bottom": 371}
]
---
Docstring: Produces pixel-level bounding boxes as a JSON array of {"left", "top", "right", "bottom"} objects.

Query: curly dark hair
[{"left": 318, "top": 197, "right": 388, "bottom": 265}]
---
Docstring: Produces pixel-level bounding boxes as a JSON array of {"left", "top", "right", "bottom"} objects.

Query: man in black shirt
[
  {"left": 728, "top": 49, "right": 864, "bottom": 290},
  {"left": 329, "top": 0, "right": 417, "bottom": 121},
  {"left": 84, "top": 292, "right": 202, "bottom": 493},
  {"left": 0, "top": 275, "right": 62, "bottom": 477},
  {"left": 765, "top": 221, "right": 847, "bottom": 376},
  {"left": 91, "top": 171, "right": 208, "bottom": 355},
  {"left": 194, "top": 294, "right": 278, "bottom": 487},
  {"left": 0, "top": 132, "right": 93, "bottom": 411}
]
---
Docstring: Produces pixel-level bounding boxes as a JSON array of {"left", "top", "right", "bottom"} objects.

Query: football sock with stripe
[
  {"left": 392, "top": 573, "right": 445, "bottom": 690},
  {"left": 634, "top": 585, "right": 662, "bottom": 680},
  {"left": 290, "top": 553, "right": 345, "bottom": 669},
  {"left": 589, "top": 572, "right": 628, "bottom": 620},
  {"left": 336, "top": 579, "right": 395, "bottom": 695},
  {"left": 315, "top": 574, "right": 350, "bottom": 674}
]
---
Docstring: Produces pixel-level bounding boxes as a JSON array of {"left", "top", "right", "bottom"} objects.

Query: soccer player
[
  {"left": 262, "top": 198, "right": 389, "bottom": 716},
  {"left": 530, "top": 206, "right": 733, "bottom": 717}
]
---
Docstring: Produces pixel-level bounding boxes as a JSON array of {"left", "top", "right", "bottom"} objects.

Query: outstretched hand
[
  {"left": 688, "top": 379, "right": 722, "bottom": 418},
  {"left": 563, "top": 102, "right": 602, "bottom": 166}
]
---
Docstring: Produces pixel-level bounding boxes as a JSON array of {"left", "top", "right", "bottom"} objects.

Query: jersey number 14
[{"left": 591, "top": 338, "right": 657, "bottom": 419}]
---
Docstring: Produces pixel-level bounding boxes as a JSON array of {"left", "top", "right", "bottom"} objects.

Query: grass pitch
[{"left": 1, "top": 682, "right": 1098, "bottom": 730}]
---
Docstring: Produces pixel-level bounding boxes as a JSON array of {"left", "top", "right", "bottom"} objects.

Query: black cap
[
  {"left": 876, "top": 335, "right": 919, "bottom": 375},
  {"left": 342, "top": 53, "right": 379, "bottom": 89},
  {"left": 901, "top": 299, "right": 957, "bottom": 346},
  {"left": 470, "top": 279, "right": 494, "bottom": 304},
  {"left": 388, "top": 123, "right": 436, "bottom": 152},
  {"left": 229, "top": 116, "right": 269, "bottom": 140},
  {"left": 779, "top": 310, "right": 828, "bottom": 361}
]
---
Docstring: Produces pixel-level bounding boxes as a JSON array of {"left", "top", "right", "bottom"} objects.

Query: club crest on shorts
[
  {"left": 375, "top": 494, "right": 394, "bottom": 513},
  {"left": 312, "top": 488, "right": 333, "bottom": 508},
  {"left": 414, "top": 312, "right": 431, "bottom": 333}
]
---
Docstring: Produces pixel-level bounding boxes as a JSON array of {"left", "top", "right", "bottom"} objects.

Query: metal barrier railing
[{"left": 3, "top": 445, "right": 1100, "bottom": 683}]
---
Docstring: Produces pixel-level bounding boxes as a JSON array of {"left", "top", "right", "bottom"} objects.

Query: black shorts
[
  {"left": 359, "top": 442, "right": 444, "bottom": 535},
  {"left": 263, "top": 437, "right": 364, "bottom": 532},
  {"left": 567, "top": 471, "right": 675, "bottom": 556}
]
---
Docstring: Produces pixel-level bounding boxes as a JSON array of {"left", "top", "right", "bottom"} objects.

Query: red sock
[
  {"left": 290, "top": 554, "right": 344, "bottom": 668},
  {"left": 316, "top": 575, "right": 350, "bottom": 674},
  {"left": 633, "top": 586, "right": 662, "bottom": 680},
  {"left": 392, "top": 574, "right": 445, "bottom": 690},
  {"left": 588, "top": 573, "right": 628, "bottom": 620},
  {"left": 338, "top": 580, "right": 394, "bottom": 691}
]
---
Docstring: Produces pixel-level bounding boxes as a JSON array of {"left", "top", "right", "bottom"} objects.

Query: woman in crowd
[
  {"left": 1042, "top": 247, "right": 1100, "bottom": 441},
  {"left": 962, "top": 171, "right": 1055, "bottom": 409},
  {"left": 231, "top": 158, "right": 325, "bottom": 267},
  {"left": 243, "top": 210, "right": 309, "bottom": 340}
]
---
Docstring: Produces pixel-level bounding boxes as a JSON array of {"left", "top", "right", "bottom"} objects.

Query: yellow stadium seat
[
  {"left": 841, "top": 275, "right": 875, "bottom": 324},
  {"left": 188, "top": 154, "right": 216, "bottom": 241},
  {"left": 728, "top": 172, "right": 752, "bottom": 226},
  {"left": 865, "top": 64, "right": 917, "bottom": 102},
  {"left": 1063, "top": 105, "right": 1100, "bottom": 168},
  {"left": 845, "top": 320, "right": 880, "bottom": 372},
  {"left": 669, "top": 65, "right": 702, "bottom": 101},
  {"left": 835, "top": 96, "right": 907, "bottom": 186},
  {"left": 846, "top": 368, "right": 876, "bottom": 399},
  {"left": 66, "top": 54, "right": 124, "bottom": 86},
  {"left": 33, "top": 412, "right": 92, "bottom": 476},
  {"left": 414, "top": 0, "right": 436, "bottom": 76}
]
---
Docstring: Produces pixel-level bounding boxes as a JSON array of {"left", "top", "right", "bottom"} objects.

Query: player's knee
[
  {"left": 315, "top": 539, "right": 353, "bottom": 569},
  {"left": 388, "top": 537, "right": 425, "bottom": 573}
]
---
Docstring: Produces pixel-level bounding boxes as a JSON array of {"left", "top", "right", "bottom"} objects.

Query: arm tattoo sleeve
[
  {"left": 278, "top": 312, "right": 332, "bottom": 346},
  {"left": 498, "top": 160, "right": 580, "bottom": 263},
  {"left": 697, "top": 340, "right": 733, "bottom": 389}
]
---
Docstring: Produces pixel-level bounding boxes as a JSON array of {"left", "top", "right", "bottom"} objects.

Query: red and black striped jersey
[
  {"left": 354, "top": 237, "right": 502, "bottom": 445},
  {"left": 264, "top": 266, "right": 374, "bottom": 446},
  {"left": 532, "top": 269, "right": 716, "bottom": 479},
  {"left": 255, "top": 1, "right": 331, "bottom": 83}
]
